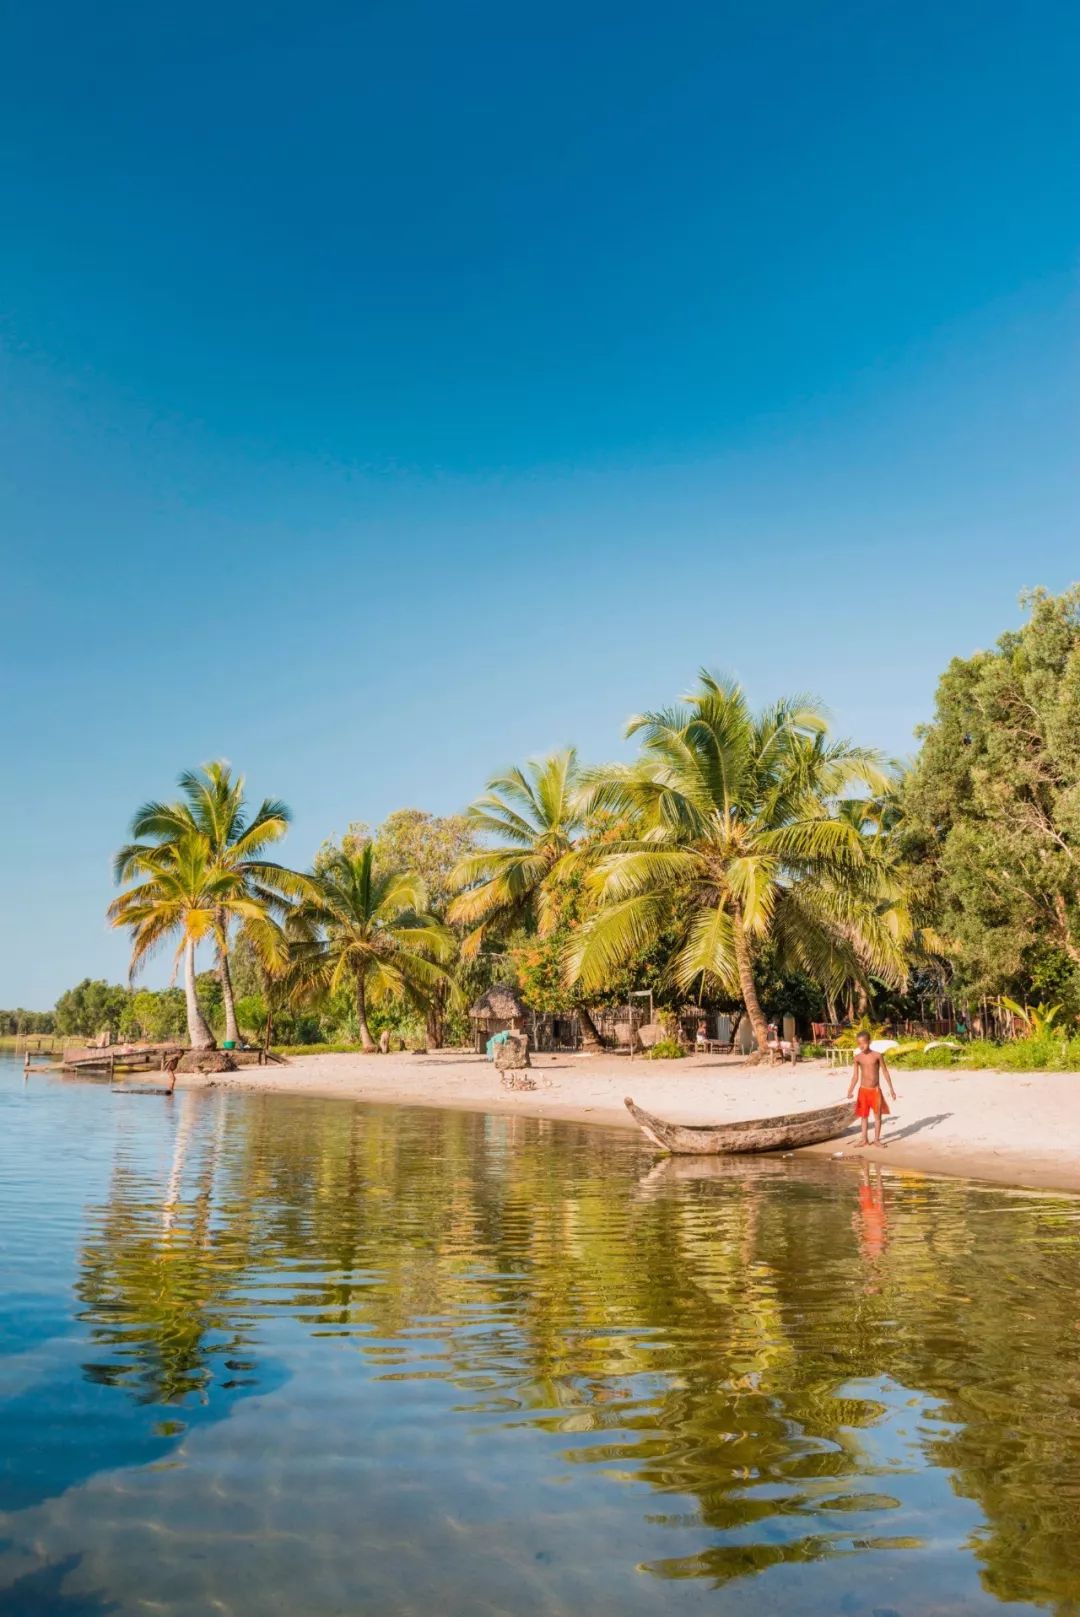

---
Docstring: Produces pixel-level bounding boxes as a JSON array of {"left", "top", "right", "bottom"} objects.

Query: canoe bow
[{"left": 624, "top": 1095, "right": 852, "bottom": 1155}]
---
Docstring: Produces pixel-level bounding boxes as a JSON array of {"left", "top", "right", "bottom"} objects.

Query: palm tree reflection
[{"left": 70, "top": 1094, "right": 1080, "bottom": 1605}]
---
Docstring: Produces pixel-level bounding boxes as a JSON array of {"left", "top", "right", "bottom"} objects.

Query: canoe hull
[{"left": 624, "top": 1096, "right": 852, "bottom": 1155}]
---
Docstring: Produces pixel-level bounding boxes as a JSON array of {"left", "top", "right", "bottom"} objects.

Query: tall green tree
[
  {"left": 318, "top": 810, "right": 476, "bottom": 909},
  {"left": 903, "top": 585, "right": 1080, "bottom": 1008},
  {"left": 287, "top": 844, "right": 456, "bottom": 1052},
  {"left": 314, "top": 811, "right": 477, "bottom": 1047},
  {"left": 448, "top": 749, "right": 608, "bottom": 1049},
  {"left": 53, "top": 979, "right": 130, "bottom": 1040},
  {"left": 568, "top": 673, "right": 908, "bottom": 1056},
  {"left": 114, "top": 762, "right": 309, "bottom": 1044}
]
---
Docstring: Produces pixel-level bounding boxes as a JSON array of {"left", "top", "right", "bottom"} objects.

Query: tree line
[{"left": 16, "top": 587, "right": 1080, "bottom": 1054}]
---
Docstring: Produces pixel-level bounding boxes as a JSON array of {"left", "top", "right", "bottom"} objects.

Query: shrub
[
  {"left": 889, "top": 1033, "right": 1080, "bottom": 1072},
  {"left": 646, "top": 1038, "right": 686, "bottom": 1060}
]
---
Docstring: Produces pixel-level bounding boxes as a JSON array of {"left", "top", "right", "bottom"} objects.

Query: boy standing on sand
[{"left": 847, "top": 1031, "right": 897, "bottom": 1148}]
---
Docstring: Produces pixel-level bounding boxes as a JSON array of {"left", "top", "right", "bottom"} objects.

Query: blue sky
[{"left": 2, "top": 0, "right": 1078, "bottom": 1005}]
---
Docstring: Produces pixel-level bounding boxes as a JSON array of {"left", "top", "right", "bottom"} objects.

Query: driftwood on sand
[{"left": 623, "top": 1096, "right": 852, "bottom": 1155}]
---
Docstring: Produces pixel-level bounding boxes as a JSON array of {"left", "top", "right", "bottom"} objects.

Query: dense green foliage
[
  {"left": 49, "top": 976, "right": 217, "bottom": 1042},
  {"left": 568, "top": 674, "right": 909, "bottom": 1055},
  {"left": 0, "top": 1006, "right": 55, "bottom": 1034},
  {"left": 15, "top": 594, "right": 1080, "bottom": 1064},
  {"left": 903, "top": 587, "right": 1080, "bottom": 1013},
  {"left": 285, "top": 843, "right": 456, "bottom": 1051}
]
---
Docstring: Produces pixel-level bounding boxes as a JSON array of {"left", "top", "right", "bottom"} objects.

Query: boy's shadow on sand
[
  {"left": 883, "top": 1112, "right": 953, "bottom": 1142},
  {"left": 842, "top": 1112, "right": 952, "bottom": 1144}
]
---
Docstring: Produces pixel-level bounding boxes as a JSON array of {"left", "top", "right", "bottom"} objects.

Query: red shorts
[{"left": 855, "top": 1087, "right": 889, "bottom": 1118}]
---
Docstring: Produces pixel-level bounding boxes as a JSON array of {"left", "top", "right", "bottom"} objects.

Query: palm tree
[
  {"left": 448, "top": 749, "right": 607, "bottom": 1050},
  {"left": 567, "top": 673, "right": 909, "bottom": 1057},
  {"left": 108, "top": 833, "right": 282, "bottom": 1049},
  {"left": 287, "top": 844, "right": 456, "bottom": 1052},
  {"left": 114, "top": 763, "right": 310, "bottom": 1045}
]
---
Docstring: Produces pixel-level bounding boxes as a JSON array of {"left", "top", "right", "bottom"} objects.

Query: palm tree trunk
[
  {"left": 576, "top": 1004, "right": 605, "bottom": 1052},
  {"left": 184, "top": 939, "right": 215, "bottom": 1049},
  {"left": 355, "top": 974, "right": 376, "bottom": 1052},
  {"left": 732, "top": 915, "right": 769, "bottom": 1058},
  {"left": 217, "top": 918, "right": 239, "bottom": 1045},
  {"left": 426, "top": 981, "right": 447, "bottom": 1049}
]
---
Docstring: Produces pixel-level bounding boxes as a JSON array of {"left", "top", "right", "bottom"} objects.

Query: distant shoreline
[{"left": 181, "top": 1048, "right": 1080, "bottom": 1196}]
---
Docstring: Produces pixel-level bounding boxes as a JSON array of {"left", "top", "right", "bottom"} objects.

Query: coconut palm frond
[
  {"left": 586, "top": 847, "right": 703, "bottom": 904},
  {"left": 564, "top": 893, "right": 673, "bottom": 995},
  {"left": 570, "top": 671, "right": 917, "bottom": 1052},
  {"left": 450, "top": 750, "right": 586, "bottom": 944},
  {"left": 672, "top": 904, "right": 740, "bottom": 996}
]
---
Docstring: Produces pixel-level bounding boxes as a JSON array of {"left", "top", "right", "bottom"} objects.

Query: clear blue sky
[{"left": 2, "top": 0, "right": 1078, "bottom": 1006}]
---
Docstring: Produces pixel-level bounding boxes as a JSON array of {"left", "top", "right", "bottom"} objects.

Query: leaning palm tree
[
  {"left": 114, "top": 763, "right": 310, "bottom": 1045},
  {"left": 448, "top": 749, "right": 607, "bottom": 1049},
  {"left": 108, "top": 833, "right": 287, "bottom": 1049},
  {"left": 567, "top": 673, "right": 910, "bottom": 1057},
  {"left": 286, "top": 845, "right": 456, "bottom": 1052}
]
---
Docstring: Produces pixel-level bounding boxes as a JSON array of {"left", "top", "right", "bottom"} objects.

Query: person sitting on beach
[{"left": 846, "top": 1031, "right": 896, "bottom": 1148}]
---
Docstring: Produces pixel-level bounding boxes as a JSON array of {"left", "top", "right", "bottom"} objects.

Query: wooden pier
[
  {"left": 23, "top": 1042, "right": 185, "bottom": 1077},
  {"left": 22, "top": 1041, "right": 285, "bottom": 1078}
]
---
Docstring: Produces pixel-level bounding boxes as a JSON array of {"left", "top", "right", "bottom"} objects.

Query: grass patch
[
  {"left": 272, "top": 1042, "right": 375, "bottom": 1057},
  {"left": 646, "top": 1038, "right": 686, "bottom": 1060},
  {"left": 890, "top": 1034, "right": 1080, "bottom": 1072}
]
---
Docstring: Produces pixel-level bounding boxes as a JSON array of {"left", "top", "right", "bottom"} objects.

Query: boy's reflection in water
[{"left": 854, "top": 1161, "right": 888, "bottom": 1268}]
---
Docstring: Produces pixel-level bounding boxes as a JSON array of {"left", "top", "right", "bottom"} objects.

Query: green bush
[
  {"left": 646, "top": 1038, "right": 686, "bottom": 1060},
  {"left": 801, "top": 1042, "right": 825, "bottom": 1059},
  {"left": 889, "top": 1033, "right": 1080, "bottom": 1072},
  {"left": 969, "top": 1033, "right": 1080, "bottom": 1071}
]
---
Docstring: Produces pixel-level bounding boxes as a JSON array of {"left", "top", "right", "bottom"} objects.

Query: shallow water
[{"left": 2, "top": 1057, "right": 1080, "bottom": 1615}]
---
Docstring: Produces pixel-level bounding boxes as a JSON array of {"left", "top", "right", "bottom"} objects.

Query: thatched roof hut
[{"left": 469, "top": 984, "right": 528, "bottom": 1030}]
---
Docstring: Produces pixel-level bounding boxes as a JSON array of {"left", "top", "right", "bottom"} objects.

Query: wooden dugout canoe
[{"left": 623, "top": 1095, "right": 852, "bottom": 1155}]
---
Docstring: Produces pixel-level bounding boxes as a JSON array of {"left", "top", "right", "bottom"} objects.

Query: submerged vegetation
[{"left": 13, "top": 587, "right": 1080, "bottom": 1066}]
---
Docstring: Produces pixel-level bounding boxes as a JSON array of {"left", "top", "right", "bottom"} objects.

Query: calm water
[{"left": 2, "top": 1058, "right": 1080, "bottom": 1616}]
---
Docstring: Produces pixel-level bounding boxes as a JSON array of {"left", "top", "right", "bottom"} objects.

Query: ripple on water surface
[{"left": 1, "top": 1056, "right": 1079, "bottom": 1615}]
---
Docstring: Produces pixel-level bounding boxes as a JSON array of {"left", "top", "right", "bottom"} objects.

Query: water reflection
[
  {"left": 854, "top": 1162, "right": 888, "bottom": 1264},
  {"left": 2, "top": 1069, "right": 1080, "bottom": 1615}
]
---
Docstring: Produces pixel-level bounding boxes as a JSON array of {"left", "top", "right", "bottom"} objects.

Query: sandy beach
[{"left": 199, "top": 1048, "right": 1080, "bottom": 1193}]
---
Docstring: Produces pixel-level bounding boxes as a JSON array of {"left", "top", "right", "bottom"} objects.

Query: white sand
[{"left": 198, "top": 1049, "right": 1080, "bottom": 1193}]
